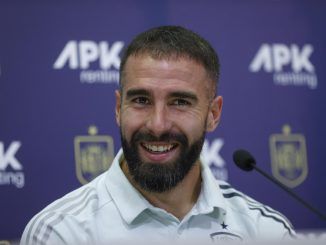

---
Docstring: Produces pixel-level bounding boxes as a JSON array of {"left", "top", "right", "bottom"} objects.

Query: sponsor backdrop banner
[{"left": 1, "top": 0, "right": 325, "bottom": 241}]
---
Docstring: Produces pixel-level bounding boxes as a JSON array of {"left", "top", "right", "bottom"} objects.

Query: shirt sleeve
[
  {"left": 20, "top": 212, "right": 89, "bottom": 245},
  {"left": 254, "top": 207, "right": 296, "bottom": 240}
]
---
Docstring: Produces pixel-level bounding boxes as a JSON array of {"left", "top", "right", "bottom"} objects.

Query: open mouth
[{"left": 141, "top": 142, "right": 178, "bottom": 154}]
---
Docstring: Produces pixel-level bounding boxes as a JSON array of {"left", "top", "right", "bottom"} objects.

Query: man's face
[{"left": 116, "top": 54, "right": 222, "bottom": 192}]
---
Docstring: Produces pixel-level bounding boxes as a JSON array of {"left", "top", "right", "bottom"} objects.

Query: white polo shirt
[{"left": 21, "top": 149, "right": 295, "bottom": 245}]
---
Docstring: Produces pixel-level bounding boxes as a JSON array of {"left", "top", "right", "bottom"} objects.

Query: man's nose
[{"left": 146, "top": 104, "right": 172, "bottom": 137}]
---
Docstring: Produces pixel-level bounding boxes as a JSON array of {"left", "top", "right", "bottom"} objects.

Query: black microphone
[{"left": 233, "top": 149, "right": 326, "bottom": 221}]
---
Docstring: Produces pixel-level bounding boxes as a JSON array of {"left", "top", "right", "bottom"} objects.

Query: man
[{"left": 21, "top": 26, "right": 295, "bottom": 244}]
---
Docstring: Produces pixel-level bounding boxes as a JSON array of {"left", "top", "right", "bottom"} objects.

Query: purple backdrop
[{"left": 1, "top": 0, "right": 325, "bottom": 241}]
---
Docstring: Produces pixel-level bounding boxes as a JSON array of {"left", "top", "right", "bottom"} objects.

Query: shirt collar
[
  {"left": 196, "top": 155, "right": 227, "bottom": 215},
  {"left": 105, "top": 149, "right": 151, "bottom": 224},
  {"left": 105, "top": 149, "right": 227, "bottom": 224}
]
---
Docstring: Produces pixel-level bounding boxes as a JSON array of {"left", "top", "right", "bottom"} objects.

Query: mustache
[{"left": 132, "top": 131, "right": 188, "bottom": 146}]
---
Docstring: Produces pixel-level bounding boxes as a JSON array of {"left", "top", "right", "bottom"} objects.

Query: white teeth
[{"left": 143, "top": 143, "right": 174, "bottom": 153}]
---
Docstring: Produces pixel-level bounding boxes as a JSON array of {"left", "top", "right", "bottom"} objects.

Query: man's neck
[{"left": 121, "top": 160, "right": 202, "bottom": 221}]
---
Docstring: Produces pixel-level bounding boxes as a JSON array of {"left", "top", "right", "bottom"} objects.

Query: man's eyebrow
[
  {"left": 169, "top": 91, "right": 198, "bottom": 101},
  {"left": 125, "top": 89, "right": 151, "bottom": 98}
]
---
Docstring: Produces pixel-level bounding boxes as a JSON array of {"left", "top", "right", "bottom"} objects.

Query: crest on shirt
[
  {"left": 210, "top": 232, "right": 243, "bottom": 242},
  {"left": 269, "top": 125, "right": 308, "bottom": 188},
  {"left": 74, "top": 125, "right": 114, "bottom": 185}
]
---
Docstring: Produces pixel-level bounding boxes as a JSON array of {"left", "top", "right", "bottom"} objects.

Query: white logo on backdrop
[
  {"left": 0, "top": 141, "right": 25, "bottom": 188},
  {"left": 202, "top": 138, "right": 228, "bottom": 180},
  {"left": 249, "top": 44, "right": 318, "bottom": 89},
  {"left": 53, "top": 40, "right": 124, "bottom": 84}
]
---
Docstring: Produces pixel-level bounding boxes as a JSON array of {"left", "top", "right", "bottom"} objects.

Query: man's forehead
[
  {"left": 120, "top": 54, "right": 215, "bottom": 98},
  {"left": 122, "top": 55, "right": 208, "bottom": 82},
  {"left": 125, "top": 52, "right": 196, "bottom": 65}
]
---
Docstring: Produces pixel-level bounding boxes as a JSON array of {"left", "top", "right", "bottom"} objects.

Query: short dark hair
[{"left": 119, "top": 26, "right": 220, "bottom": 96}]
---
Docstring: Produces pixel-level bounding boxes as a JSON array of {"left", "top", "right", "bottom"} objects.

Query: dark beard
[{"left": 120, "top": 130, "right": 205, "bottom": 193}]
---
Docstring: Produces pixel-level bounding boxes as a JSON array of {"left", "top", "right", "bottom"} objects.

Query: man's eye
[
  {"left": 133, "top": 97, "right": 150, "bottom": 104},
  {"left": 172, "top": 99, "right": 191, "bottom": 106}
]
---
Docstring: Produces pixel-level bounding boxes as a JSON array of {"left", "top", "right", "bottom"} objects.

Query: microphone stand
[{"left": 252, "top": 164, "right": 326, "bottom": 221}]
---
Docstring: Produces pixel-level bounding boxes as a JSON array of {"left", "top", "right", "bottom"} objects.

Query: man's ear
[
  {"left": 206, "top": 96, "right": 223, "bottom": 132},
  {"left": 115, "top": 90, "right": 121, "bottom": 127}
]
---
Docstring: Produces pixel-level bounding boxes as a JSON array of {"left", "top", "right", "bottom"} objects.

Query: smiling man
[{"left": 21, "top": 26, "right": 295, "bottom": 245}]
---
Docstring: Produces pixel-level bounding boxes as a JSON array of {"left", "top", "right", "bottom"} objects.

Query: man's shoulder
[
  {"left": 21, "top": 172, "right": 114, "bottom": 244},
  {"left": 45, "top": 172, "right": 112, "bottom": 215},
  {"left": 215, "top": 180, "right": 295, "bottom": 238},
  {"left": 216, "top": 180, "right": 263, "bottom": 211}
]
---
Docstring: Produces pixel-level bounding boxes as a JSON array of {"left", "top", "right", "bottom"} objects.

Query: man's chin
[{"left": 138, "top": 160, "right": 177, "bottom": 171}]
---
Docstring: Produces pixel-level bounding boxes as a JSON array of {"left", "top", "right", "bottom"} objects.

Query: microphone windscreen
[{"left": 233, "top": 149, "right": 256, "bottom": 171}]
